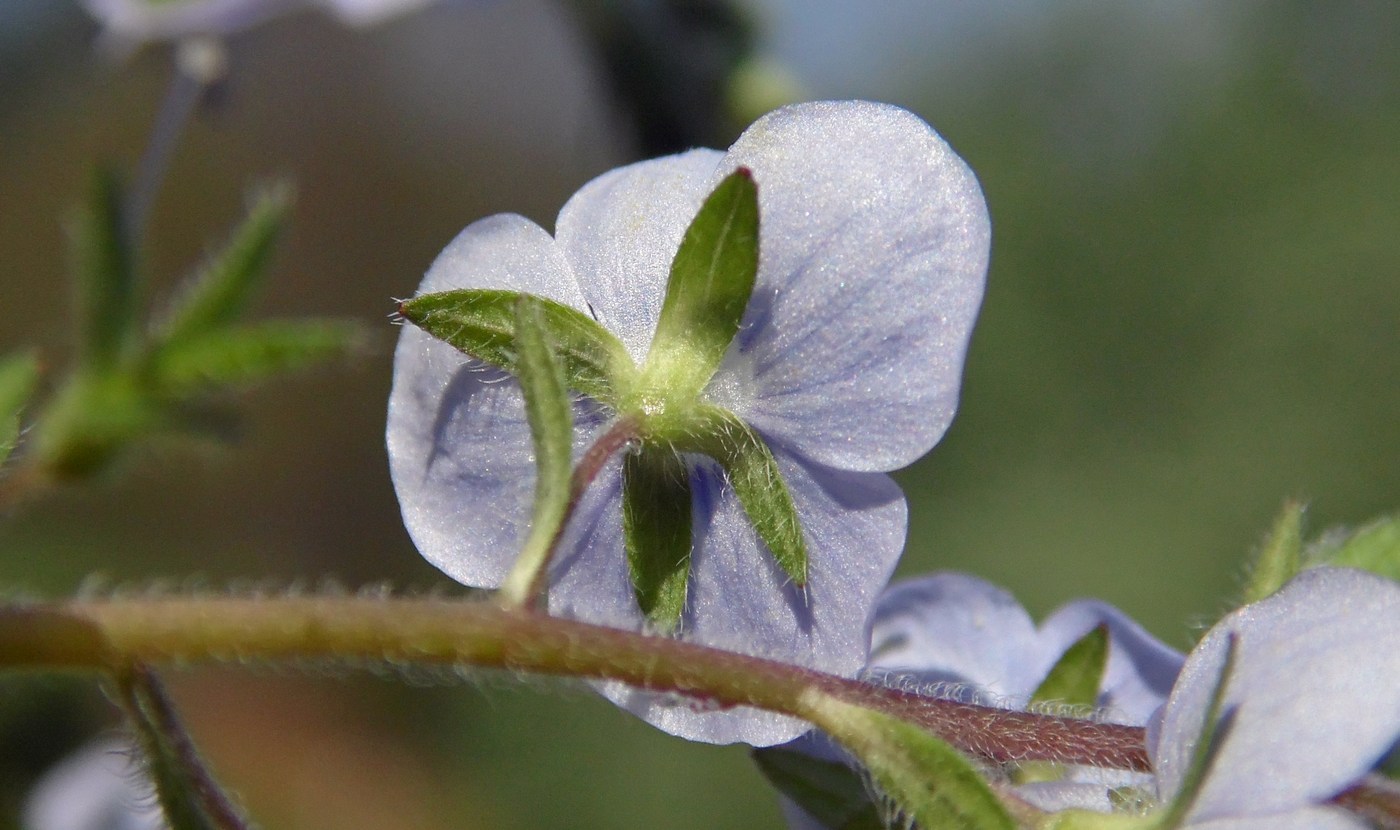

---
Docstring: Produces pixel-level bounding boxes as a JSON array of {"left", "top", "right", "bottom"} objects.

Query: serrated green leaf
[
  {"left": 1311, "top": 514, "right": 1400, "bottom": 583},
  {"left": 156, "top": 184, "right": 292, "bottom": 347},
  {"left": 682, "top": 404, "right": 806, "bottom": 586},
  {"left": 498, "top": 297, "right": 576, "bottom": 606},
  {"left": 70, "top": 168, "right": 139, "bottom": 369},
  {"left": 400, "top": 289, "right": 634, "bottom": 405},
  {"left": 802, "top": 693, "right": 1016, "bottom": 830},
  {"left": 641, "top": 168, "right": 759, "bottom": 397},
  {"left": 116, "top": 666, "right": 251, "bottom": 830},
  {"left": 1032, "top": 624, "right": 1109, "bottom": 709},
  {"left": 623, "top": 446, "right": 692, "bottom": 631},
  {"left": 0, "top": 350, "right": 40, "bottom": 465},
  {"left": 752, "top": 747, "right": 885, "bottom": 830},
  {"left": 149, "top": 319, "right": 361, "bottom": 392},
  {"left": 1240, "top": 500, "right": 1304, "bottom": 604}
]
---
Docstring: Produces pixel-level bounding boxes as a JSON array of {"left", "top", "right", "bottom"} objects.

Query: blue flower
[
  {"left": 774, "top": 572, "right": 1182, "bottom": 825},
  {"left": 387, "top": 101, "right": 990, "bottom": 745},
  {"left": 1149, "top": 567, "right": 1400, "bottom": 829}
]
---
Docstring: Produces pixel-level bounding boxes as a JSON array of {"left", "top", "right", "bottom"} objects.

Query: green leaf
[
  {"left": 156, "top": 184, "right": 292, "bottom": 347},
  {"left": 752, "top": 747, "right": 885, "bottom": 830},
  {"left": 641, "top": 168, "right": 759, "bottom": 397},
  {"left": 149, "top": 319, "right": 361, "bottom": 392},
  {"left": 0, "top": 350, "right": 40, "bottom": 465},
  {"left": 498, "top": 297, "right": 576, "bottom": 606},
  {"left": 1240, "top": 500, "right": 1304, "bottom": 604},
  {"left": 29, "top": 370, "right": 162, "bottom": 479},
  {"left": 399, "top": 289, "right": 634, "bottom": 405},
  {"left": 70, "top": 168, "right": 139, "bottom": 370},
  {"left": 623, "top": 446, "right": 693, "bottom": 631},
  {"left": 1031, "top": 624, "right": 1109, "bottom": 708},
  {"left": 801, "top": 693, "right": 1016, "bottom": 830},
  {"left": 1309, "top": 513, "right": 1400, "bottom": 583},
  {"left": 115, "top": 666, "right": 252, "bottom": 830},
  {"left": 683, "top": 404, "right": 806, "bottom": 586}
]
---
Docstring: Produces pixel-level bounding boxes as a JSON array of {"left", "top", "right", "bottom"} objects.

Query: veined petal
[
  {"left": 550, "top": 452, "right": 906, "bottom": 746},
  {"left": 388, "top": 215, "right": 597, "bottom": 586},
  {"left": 1153, "top": 567, "right": 1400, "bottom": 822},
  {"left": 706, "top": 100, "right": 990, "bottom": 472},
  {"left": 555, "top": 150, "right": 726, "bottom": 364},
  {"left": 1038, "top": 600, "right": 1183, "bottom": 725},
  {"left": 865, "top": 573, "right": 1043, "bottom": 707}
]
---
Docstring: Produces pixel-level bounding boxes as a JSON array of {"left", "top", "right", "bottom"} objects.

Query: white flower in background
[
  {"left": 388, "top": 101, "right": 990, "bottom": 745},
  {"left": 81, "top": 0, "right": 434, "bottom": 46},
  {"left": 23, "top": 739, "right": 164, "bottom": 830}
]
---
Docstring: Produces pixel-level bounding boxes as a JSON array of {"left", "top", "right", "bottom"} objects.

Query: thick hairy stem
[{"left": 0, "top": 595, "right": 1145, "bottom": 770}]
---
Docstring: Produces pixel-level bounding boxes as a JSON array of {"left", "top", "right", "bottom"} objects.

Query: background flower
[{"left": 388, "top": 100, "right": 990, "bottom": 745}]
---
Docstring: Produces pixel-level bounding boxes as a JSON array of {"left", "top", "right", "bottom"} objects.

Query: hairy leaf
[{"left": 156, "top": 184, "right": 292, "bottom": 346}]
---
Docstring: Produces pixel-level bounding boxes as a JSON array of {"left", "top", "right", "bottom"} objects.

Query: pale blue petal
[
  {"left": 1154, "top": 568, "right": 1400, "bottom": 822},
  {"left": 24, "top": 739, "right": 164, "bottom": 830},
  {"left": 1013, "top": 781, "right": 1117, "bottom": 813},
  {"left": 554, "top": 150, "right": 726, "bottom": 364},
  {"left": 388, "top": 214, "right": 596, "bottom": 587},
  {"left": 550, "top": 452, "right": 906, "bottom": 746},
  {"left": 864, "top": 573, "right": 1043, "bottom": 707},
  {"left": 1038, "top": 600, "right": 1183, "bottom": 725},
  {"left": 1185, "top": 807, "right": 1368, "bottom": 830},
  {"left": 706, "top": 101, "right": 990, "bottom": 473}
]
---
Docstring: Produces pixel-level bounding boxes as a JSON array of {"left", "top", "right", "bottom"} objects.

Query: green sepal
[
  {"left": 156, "top": 184, "right": 292, "bottom": 347},
  {"left": 1240, "top": 500, "right": 1304, "bottom": 605},
  {"left": 115, "top": 666, "right": 252, "bottom": 830},
  {"left": 681, "top": 405, "right": 806, "bottom": 586},
  {"left": 803, "top": 694, "right": 1016, "bottom": 830},
  {"left": 71, "top": 168, "right": 139, "bottom": 370},
  {"left": 752, "top": 746, "right": 885, "bottom": 830},
  {"left": 641, "top": 168, "right": 759, "bottom": 397},
  {"left": 0, "top": 350, "right": 40, "bottom": 465},
  {"left": 148, "top": 319, "right": 362, "bottom": 392},
  {"left": 1032, "top": 624, "right": 1109, "bottom": 709},
  {"left": 1308, "top": 513, "right": 1400, "bottom": 583},
  {"left": 623, "top": 446, "right": 693, "bottom": 631},
  {"left": 498, "top": 297, "right": 576, "bottom": 605},
  {"left": 400, "top": 289, "right": 634, "bottom": 405}
]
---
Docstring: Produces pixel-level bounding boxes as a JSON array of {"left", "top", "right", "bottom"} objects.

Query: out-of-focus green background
[{"left": 1, "top": 1, "right": 1397, "bottom": 827}]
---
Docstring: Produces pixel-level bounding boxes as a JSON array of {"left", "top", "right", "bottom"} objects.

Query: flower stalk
[{"left": 0, "top": 594, "right": 1145, "bottom": 770}]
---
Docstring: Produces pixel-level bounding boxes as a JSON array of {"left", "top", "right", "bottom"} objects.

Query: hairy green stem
[{"left": 0, "top": 595, "right": 1146, "bottom": 770}]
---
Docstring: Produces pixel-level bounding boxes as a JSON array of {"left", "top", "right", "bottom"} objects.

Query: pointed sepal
[{"left": 399, "top": 288, "right": 634, "bottom": 404}]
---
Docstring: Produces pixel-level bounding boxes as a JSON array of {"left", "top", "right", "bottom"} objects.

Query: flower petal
[
  {"left": 550, "top": 453, "right": 906, "bottom": 745},
  {"left": 555, "top": 149, "right": 726, "bottom": 364},
  {"left": 1153, "top": 567, "right": 1400, "bottom": 821},
  {"left": 1038, "top": 600, "right": 1183, "bottom": 725},
  {"left": 864, "top": 573, "right": 1043, "bottom": 706},
  {"left": 1185, "top": 808, "right": 1369, "bottom": 830},
  {"left": 388, "top": 215, "right": 596, "bottom": 586},
  {"left": 24, "top": 739, "right": 164, "bottom": 830},
  {"left": 707, "top": 100, "right": 990, "bottom": 472}
]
